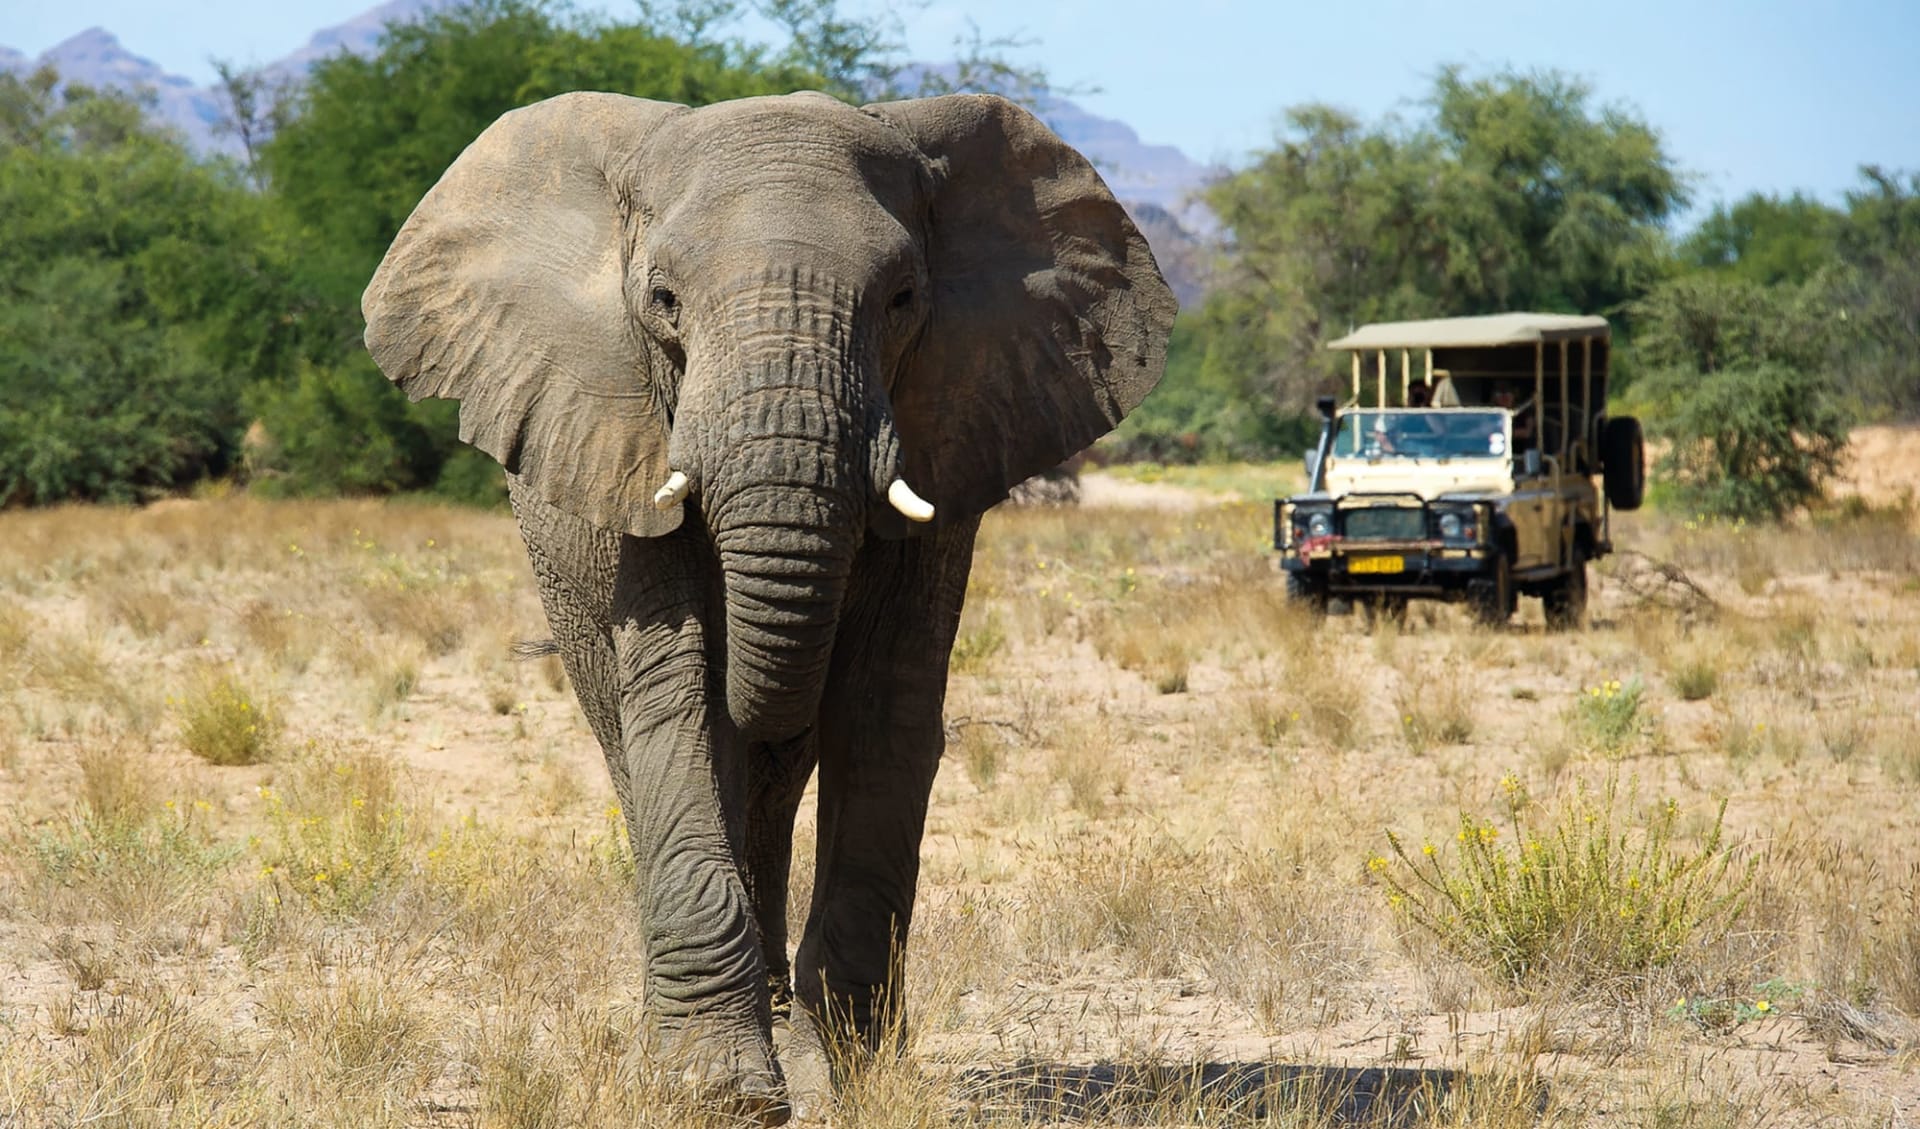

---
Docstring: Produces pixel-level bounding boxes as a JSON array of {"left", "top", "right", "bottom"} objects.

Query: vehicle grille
[{"left": 1343, "top": 507, "right": 1425, "bottom": 541}]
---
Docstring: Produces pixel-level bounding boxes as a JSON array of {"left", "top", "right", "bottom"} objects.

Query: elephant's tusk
[
  {"left": 887, "top": 479, "right": 935, "bottom": 523},
  {"left": 652, "top": 471, "right": 690, "bottom": 510}
]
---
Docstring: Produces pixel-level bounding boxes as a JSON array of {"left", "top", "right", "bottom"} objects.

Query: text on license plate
[{"left": 1348, "top": 555, "right": 1405, "bottom": 575}]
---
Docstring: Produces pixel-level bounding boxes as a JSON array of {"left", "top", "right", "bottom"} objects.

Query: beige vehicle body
[{"left": 1275, "top": 313, "right": 1645, "bottom": 628}]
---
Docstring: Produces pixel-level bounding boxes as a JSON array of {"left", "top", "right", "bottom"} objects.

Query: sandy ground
[{"left": 0, "top": 429, "right": 1917, "bottom": 1124}]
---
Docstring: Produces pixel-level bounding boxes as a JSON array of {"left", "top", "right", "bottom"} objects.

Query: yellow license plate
[{"left": 1348, "top": 555, "right": 1405, "bottom": 575}]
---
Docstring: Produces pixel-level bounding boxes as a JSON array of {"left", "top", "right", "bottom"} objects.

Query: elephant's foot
[
  {"left": 772, "top": 1009, "right": 834, "bottom": 1122},
  {"left": 652, "top": 1023, "right": 790, "bottom": 1125}
]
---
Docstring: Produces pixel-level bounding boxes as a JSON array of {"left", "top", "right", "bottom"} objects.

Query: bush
[
  {"left": 1568, "top": 676, "right": 1648, "bottom": 755},
  {"left": 1646, "top": 362, "right": 1849, "bottom": 521},
  {"left": 0, "top": 74, "right": 296, "bottom": 505},
  {"left": 1633, "top": 275, "right": 1850, "bottom": 520},
  {"left": 1374, "top": 776, "right": 1754, "bottom": 988},
  {"left": 175, "top": 670, "right": 281, "bottom": 766},
  {"left": 247, "top": 358, "right": 452, "bottom": 497}
]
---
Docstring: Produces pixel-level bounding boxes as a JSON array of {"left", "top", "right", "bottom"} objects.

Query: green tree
[
  {"left": 1174, "top": 67, "right": 1686, "bottom": 453},
  {"left": 0, "top": 70, "right": 299, "bottom": 505},
  {"left": 1830, "top": 167, "right": 1920, "bottom": 416},
  {"left": 1633, "top": 275, "right": 1848, "bottom": 519},
  {"left": 1679, "top": 192, "right": 1843, "bottom": 287}
]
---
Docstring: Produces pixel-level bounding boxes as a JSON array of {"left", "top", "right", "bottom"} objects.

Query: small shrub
[
  {"left": 1152, "top": 653, "right": 1190, "bottom": 695},
  {"left": 954, "top": 721, "right": 1002, "bottom": 790},
  {"left": 1375, "top": 776, "right": 1754, "bottom": 988},
  {"left": 1568, "top": 676, "right": 1647, "bottom": 755},
  {"left": 1668, "top": 660, "right": 1719, "bottom": 702},
  {"left": 949, "top": 612, "right": 1007, "bottom": 675},
  {"left": 175, "top": 670, "right": 280, "bottom": 765},
  {"left": 1395, "top": 670, "right": 1476, "bottom": 754},
  {"left": 257, "top": 744, "right": 410, "bottom": 916},
  {"left": 1242, "top": 692, "right": 1296, "bottom": 746}
]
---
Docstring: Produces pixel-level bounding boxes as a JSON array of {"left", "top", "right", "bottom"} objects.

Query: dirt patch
[{"left": 1835, "top": 423, "right": 1920, "bottom": 508}]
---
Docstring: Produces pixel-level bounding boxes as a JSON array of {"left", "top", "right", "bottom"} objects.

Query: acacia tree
[{"left": 1632, "top": 274, "right": 1848, "bottom": 519}]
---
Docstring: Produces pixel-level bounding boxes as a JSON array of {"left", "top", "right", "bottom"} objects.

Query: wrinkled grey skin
[{"left": 363, "top": 90, "right": 1174, "bottom": 1121}]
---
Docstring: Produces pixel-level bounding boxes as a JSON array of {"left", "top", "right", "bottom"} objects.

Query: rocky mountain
[
  {"left": 15, "top": 28, "right": 230, "bottom": 151},
  {"left": 5, "top": 6, "right": 1216, "bottom": 302}
]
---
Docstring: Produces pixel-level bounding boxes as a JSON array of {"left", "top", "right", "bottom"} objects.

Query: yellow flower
[
  {"left": 312, "top": 871, "right": 331, "bottom": 884},
  {"left": 1366, "top": 856, "right": 1389, "bottom": 874},
  {"left": 1754, "top": 999, "right": 1771, "bottom": 1013},
  {"left": 1422, "top": 843, "right": 1436, "bottom": 858}
]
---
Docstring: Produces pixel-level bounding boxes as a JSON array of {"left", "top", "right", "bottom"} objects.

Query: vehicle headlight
[
  {"left": 1438, "top": 512, "right": 1464, "bottom": 540},
  {"left": 1306, "top": 511, "right": 1334, "bottom": 539}
]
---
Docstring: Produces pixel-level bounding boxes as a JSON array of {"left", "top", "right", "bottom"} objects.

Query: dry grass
[{"left": 0, "top": 486, "right": 1915, "bottom": 1125}]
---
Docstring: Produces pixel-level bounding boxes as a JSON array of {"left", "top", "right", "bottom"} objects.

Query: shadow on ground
[{"left": 955, "top": 1061, "right": 1546, "bottom": 1125}]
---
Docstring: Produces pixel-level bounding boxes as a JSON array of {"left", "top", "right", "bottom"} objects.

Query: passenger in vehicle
[{"left": 1491, "top": 385, "right": 1537, "bottom": 450}]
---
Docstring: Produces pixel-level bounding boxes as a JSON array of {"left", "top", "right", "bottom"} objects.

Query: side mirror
[
  {"left": 1523, "top": 448, "right": 1542, "bottom": 478},
  {"left": 1316, "top": 395, "right": 1337, "bottom": 421}
]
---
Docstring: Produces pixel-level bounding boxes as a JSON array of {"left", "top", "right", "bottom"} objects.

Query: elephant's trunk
[
  {"left": 686, "top": 279, "right": 894, "bottom": 741},
  {"left": 712, "top": 478, "right": 857, "bottom": 742}
]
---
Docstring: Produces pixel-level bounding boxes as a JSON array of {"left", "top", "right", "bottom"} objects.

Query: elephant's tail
[{"left": 511, "top": 638, "right": 560, "bottom": 660}]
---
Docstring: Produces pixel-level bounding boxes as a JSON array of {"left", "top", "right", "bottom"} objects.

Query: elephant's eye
[
  {"left": 650, "top": 286, "right": 678, "bottom": 316},
  {"left": 889, "top": 286, "right": 915, "bottom": 311}
]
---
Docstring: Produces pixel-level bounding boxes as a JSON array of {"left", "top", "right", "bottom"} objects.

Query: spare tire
[{"left": 1602, "top": 415, "right": 1645, "bottom": 511}]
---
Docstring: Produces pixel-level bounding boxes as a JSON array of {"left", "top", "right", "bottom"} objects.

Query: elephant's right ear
[{"left": 363, "top": 92, "right": 685, "bottom": 537}]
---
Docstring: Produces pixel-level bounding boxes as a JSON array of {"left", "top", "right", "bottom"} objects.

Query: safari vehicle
[{"left": 1275, "top": 313, "right": 1644, "bottom": 628}]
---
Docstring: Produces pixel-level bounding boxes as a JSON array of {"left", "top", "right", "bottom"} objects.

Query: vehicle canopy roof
[{"left": 1326, "top": 313, "right": 1610, "bottom": 352}]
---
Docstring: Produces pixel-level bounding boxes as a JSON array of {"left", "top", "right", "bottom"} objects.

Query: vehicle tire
[
  {"left": 1543, "top": 545, "right": 1589, "bottom": 631},
  {"left": 1466, "top": 553, "right": 1513, "bottom": 628},
  {"left": 1285, "top": 571, "right": 1329, "bottom": 615},
  {"left": 1602, "top": 416, "right": 1645, "bottom": 511}
]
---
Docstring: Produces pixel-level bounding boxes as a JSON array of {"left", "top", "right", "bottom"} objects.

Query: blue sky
[{"left": 10, "top": 0, "right": 1919, "bottom": 220}]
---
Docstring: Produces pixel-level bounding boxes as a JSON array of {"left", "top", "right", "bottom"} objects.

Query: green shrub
[
  {"left": 175, "top": 670, "right": 281, "bottom": 766},
  {"left": 247, "top": 358, "right": 452, "bottom": 497},
  {"left": 0, "top": 75, "right": 291, "bottom": 504},
  {"left": 257, "top": 745, "right": 411, "bottom": 916},
  {"left": 1669, "top": 661, "right": 1719, "bottom": 702},
  {"left": 429, "top": 445, "right": 509, "bottom": 509},
  {"left": 1374, "top": 776, "right": 1753, "bottom": 987},
  {"left": 1568, "top": 676, "right": 1647, "bottom": 754},
  {"left": 1633, "top": 275, "right": 1850, "bottom": 521}
]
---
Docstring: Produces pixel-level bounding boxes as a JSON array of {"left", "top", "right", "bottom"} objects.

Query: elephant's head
[{"left": 363, "top": 91, "right": 1175, "bottom": 740}]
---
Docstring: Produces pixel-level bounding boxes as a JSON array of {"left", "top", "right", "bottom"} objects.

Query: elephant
[{"left": 361, "top": 89, "right": 1175, "bottom": 1120}]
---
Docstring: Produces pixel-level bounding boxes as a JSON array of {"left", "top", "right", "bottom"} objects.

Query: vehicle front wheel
[
  {"left": 1466, "top": 553, "right": 1513, "bottom": 627},
  {"left": 1543, "top": 546, "right": 1589, "bottom": 631},
  {"left": 1285, "top": 571, "right": 1329, "bottom": 615}
]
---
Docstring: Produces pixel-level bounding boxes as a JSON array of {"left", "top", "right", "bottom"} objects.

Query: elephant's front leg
[
  {"left": 608, "top": 529, "right": 783, "bottom": 1114},
  {"left": 793, "top": 515, "right": 982, "bottom": 1053}
]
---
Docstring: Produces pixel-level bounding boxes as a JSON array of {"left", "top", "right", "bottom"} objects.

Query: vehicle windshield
[{"left": 1334, "top": 409, "right": 1510, "bottom": 461}]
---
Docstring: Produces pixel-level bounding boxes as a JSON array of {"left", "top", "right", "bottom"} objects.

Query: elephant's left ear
[{"left": 864, "top": 94, "right": 1177, "bottom": 518}]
